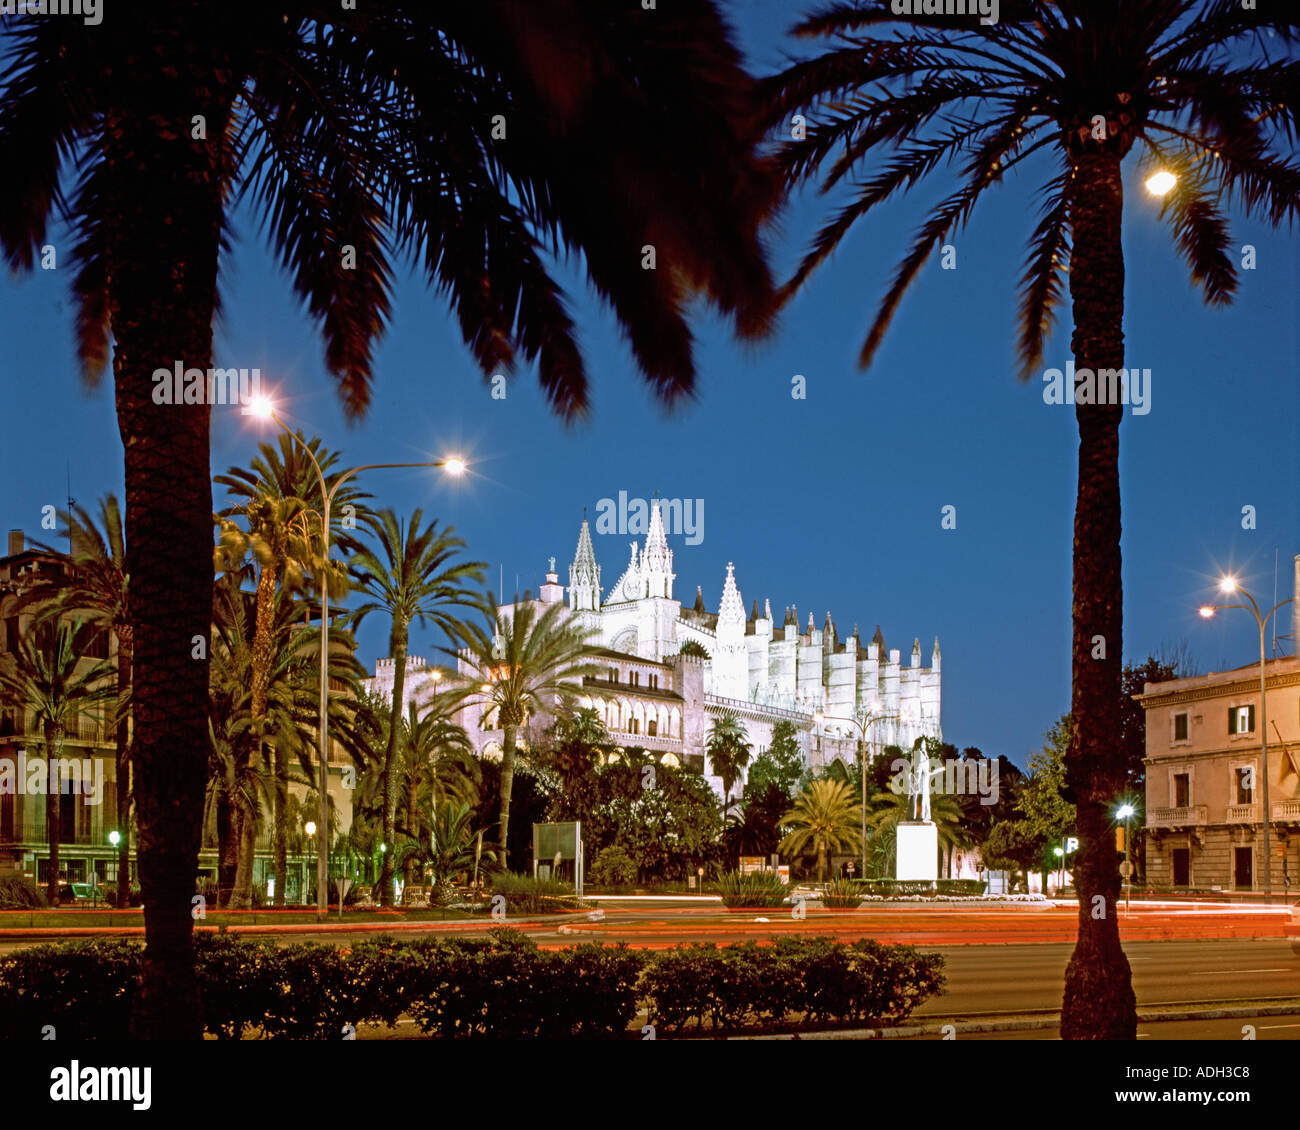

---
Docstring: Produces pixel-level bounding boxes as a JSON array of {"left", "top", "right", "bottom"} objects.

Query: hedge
[{"left": 0, "top": 929, "right": 945, "bottom": 1039}]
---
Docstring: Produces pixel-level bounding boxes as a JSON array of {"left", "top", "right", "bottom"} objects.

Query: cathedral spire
[
  {"left": 750, "top": 598, "right": 759, "bottom": 623},
  {"left": 717, "top": 562, "right": 745, "bottom": 626},
  {"left": 871, "top": 624, "right": 886, "bottom": 656},
  {"left": 641, "top": 498, "right": 675, "bottom": 599},
  {"left": 568, "top": 517, "right": 601, "bottom": 612},
  {"left": 764, "top": 598, "right": 773, "bottom": 622},
  {"left": 694, "top": 585, "right": 706, "bottom": 614}
]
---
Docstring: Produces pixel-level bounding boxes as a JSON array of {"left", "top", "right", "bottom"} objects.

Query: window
[
  {"left": 1234, "top": 767, "right": 1254, "bottom": 804},
  {"left": 650, "top": 674, "right": 659, "bottom": 689},
  {"left": 629, "top": 718, "right": 639, "bottom": 735},
  {"left": 648, "top": 719, "right": 658, "bottom": 737},
  {"left": 1173, "top": 773, "right": 1190, "bottom": 808},
  {"left": 630, "top": 671, "right": 639, "bottom": 686},
  {"left": 1173, "top": 712, "right": 1188, "bottom": 741},
  {"left": 1229, "top": 705, "right": 1255, "bottom": 734},
  {"left": 609, "top": 668, "right": 618, "bottom": 683},
  {"left": 3, "top": 617, "right": 17, "bottom": 655}
]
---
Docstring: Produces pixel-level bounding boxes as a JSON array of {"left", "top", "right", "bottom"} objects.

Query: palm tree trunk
[
  {"left": 229, "top": 731, "right": 259, "bottom": 910},
  {"left": 1059, "top": 152, "right": 1137, "bottom": 1040},
  {"left": 105, "top": 48, "right": 232, "bottom": 1035},
  {"left": 216, "top": 785, "right": 236, "bottom": 908},
  {"left": 114, "top": 630, "right": 133, "bottom": 908},
  {"left": 44, "top": 726, "right": 62, "bottom": 907},
  {"left": 405, "top": 773, "right": 419, "bottom": 892},
  {"left": 250, "top": 562, "right": 284, "bottom": 906},
  {"left": 498, "top": 722, "right": 519, "bottom": 870},
  {"left": 272, "top": 741, "right": 288, "bottom": 906},
  {"left": 379, "top": 630, "right": 408, "bottom": 905}
]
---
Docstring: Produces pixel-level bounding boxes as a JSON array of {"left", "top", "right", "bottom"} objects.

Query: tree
[
  {"left": 427, "top": 799, "right": 496, "bottom": 905},
  {"left": 0, "top": 620, "right": 115, "bottom": 905},
  {"left": 1019, "top": 716, "right": 1078, "bottom": 854},
  {"left": 706, "top": 710, "right": 753, "bottom": 810},
  {"left": 350, "top": 510, "right": 483, "bottom": 904},
  {"left": 779, "top": 779, "right": 862, "bottom": 882},
  {"left": 0, "top": 2, "right": 776, "bottom": 1036},
  {"left": 454, "top": 597, "right": 603, "bottom": 868},
  {"left": 982, "top": 820, "right": 1046, "bottom": 893},
  {"left": 747, "top": 720, "right": 804, "bottom": 797},
  {"left": 29, "top": 498, "right": 134, "bottom": 907},
  {"left": 736, "top": 720, "right": 806, "bottom": 857},
  {"left": 762, "top": 1, "right": 1298, "bottom": 1038}
]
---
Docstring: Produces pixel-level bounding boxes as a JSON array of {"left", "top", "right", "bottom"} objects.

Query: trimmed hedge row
[{"left": 0, "top": 929, "right": 944, "bottom": 1039}]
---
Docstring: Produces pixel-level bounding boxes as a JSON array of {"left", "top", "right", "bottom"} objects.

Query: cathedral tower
[{"left": 568, "top": 518, "right": 601, "bottom": 613}]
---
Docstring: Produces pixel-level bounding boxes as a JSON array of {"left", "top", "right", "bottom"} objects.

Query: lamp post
[
  {"left": 1116, "top": 803, "right": 1135, "bottom": 913},
  {"left": 1199, "top": 576, "right": 1293, "bottom": 902},
  {"left": 249, "top": 397, "right": 465, "bottom": 920},
  {"left": 852, "top": 702, "right": 884, "bottom": 881}
]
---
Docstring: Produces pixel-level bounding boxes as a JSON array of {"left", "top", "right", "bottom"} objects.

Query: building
[
  {"left": 0, "top": 530, "right": 122, "bottom": 887},
  {"left": 366, "top": 500, "right": 943, "bottom": 797},
  {"left": 1136, "top": 557, "right": 1300, "bottom": 893}
]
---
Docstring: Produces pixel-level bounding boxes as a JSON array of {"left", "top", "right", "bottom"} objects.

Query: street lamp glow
[
  {"left": 1219, "top": 575, "right": 1238, "bottom": 594},
  {"left": 442, "top": 456, "right": 466, "bottom": 476},
  {"left": 304, "top": 821, "right": 316, "bottom": 837},
  {"left": 108, "top": 830, "right": 121, "bottom": 847},
  {"left": 1145, "top": 170, "right": 1177, "bottom": 196},
  {"left": 1116, "top": 804, "right": 1135, "bottom": 820},
  {"left": 1198, "top": 605, "right": 1216, "bottom": 619},
  {"left": 1054, "top": 846, "right": 1064, "bottom": 857},
  {"left": 248, "top": 395, "right": 274, "bottom": 420}
]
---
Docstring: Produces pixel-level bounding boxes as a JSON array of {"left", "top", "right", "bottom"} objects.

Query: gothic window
[{"left": 648, "top": 718, "right": 657, "bottom": 737}]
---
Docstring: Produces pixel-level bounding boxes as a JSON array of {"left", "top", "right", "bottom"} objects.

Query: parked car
[{"left": 57, "top": 882, "right": 106, "bottom": 904}]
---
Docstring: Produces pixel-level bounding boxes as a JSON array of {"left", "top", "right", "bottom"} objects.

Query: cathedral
[{"left": 367, "top": 498, "right": 942, "bottom": 794}]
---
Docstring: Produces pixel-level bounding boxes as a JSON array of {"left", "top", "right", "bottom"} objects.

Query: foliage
[
  {"left": 856, "top": 879, "right": 987, "bottom": 898},
  {"left": 705, "top": 710, "right": 753, "bottom": 806},
  {"left": 487, "top": 872, "right": 583, "bottom": 914},
  {"left": 747, "top": 720, "right": 804, "bottom": 797},
  {"left": 0, "top": 878, "right": 48, "bottom": 910},
  {"left": 1017, "top": 716, "right": 1077, "bottom": 846},
  {"left": 820, "top": 877, "right": 864, "bottom": 909},
  {"left": 641, "top": 936, "right": 945, "bottom": 1032},
  {"left": 677, "top": 639, "right": 709, "bottom": 659},
  {"left": 716, "top": 869, "right": 789, "bottom": 908},
  {"left": 982, "top": 820, "right": 1046, "bottom": 891},
  {"left": 590, "top": 845, "right": 638, "bottom": 888},
  {"left": 779, "top": 779, "right": 862, "bottom": 881}
]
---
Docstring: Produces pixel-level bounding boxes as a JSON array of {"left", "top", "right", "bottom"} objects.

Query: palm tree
[
  {"left": 428, "top": 799, "right": 497, "bottom": 905},
  {"left": 779, "top": 779, "right": 862, "bottom": 883},
  {"left": 0, "top": 620, "right": 115, "bottom": 905},
  {"left": 706, "top": 710, "right": 753, "bottom": 810},
  {"left": 28, "top": 498, "right": 134, "bottom": 907},
  {"left": 454, "top": 597, "right": 604, "bottom": 868},
  {"left": 0, "top": 4, "right": 776, "bottom": 1037},
  {"left": 350, "top": 510, "right": 484, "bottom": 904},
  {"left": 215, "top": 435, "right": 368, "bottom": 907},
  {"left": 762, "top": 1, "right": 1299, "bottom": 1039},
  {"left": 398, "top": 693, "right": 479, "bottom": 891},
  {"left": 866, "top": 789, "right": 969, "bottom": 879}
]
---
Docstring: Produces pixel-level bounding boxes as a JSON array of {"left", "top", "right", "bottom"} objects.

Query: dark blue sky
[{"left": 1, "top": 1, "right": 1296, "bottom": 768}]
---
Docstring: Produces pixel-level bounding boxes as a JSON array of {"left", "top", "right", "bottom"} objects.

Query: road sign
[
  {"left": 1065, "top": 836, "right": 1079, "bottom": 853},
  {"left": 1119, "top": 861, "right": 1133, "bottom": 879}
]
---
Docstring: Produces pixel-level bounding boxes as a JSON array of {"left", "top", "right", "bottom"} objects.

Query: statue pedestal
[{"left": 896, "top": 821, "right": 938, "bottom": 881}]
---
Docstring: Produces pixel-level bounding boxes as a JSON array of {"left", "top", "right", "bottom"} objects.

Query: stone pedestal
[{"left": 896, "top": 821, "right": 938, "bottom": 881}]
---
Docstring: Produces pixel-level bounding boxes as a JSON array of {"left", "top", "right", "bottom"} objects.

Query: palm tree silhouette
[
  {"left": 762, "top": 0, "right": 1298, "bottom": 1040},
  {"left": 0, "top": 3, "right": 776, "bottom": 1036}
]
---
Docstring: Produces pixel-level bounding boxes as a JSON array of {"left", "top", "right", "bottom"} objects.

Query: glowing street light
[
  {"left": 1198, "top": 575, "right": 1293, "bottom": 901},
  {"left": 1145, "top": 170, "right": 1177, "bottom": 196},
  {"left": 250, "top": 397, "right": 468, "bottom": 919}
]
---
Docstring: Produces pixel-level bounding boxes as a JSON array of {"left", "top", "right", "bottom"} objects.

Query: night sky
[{"left": 0, "top": 1, "right": 1295, "bottom": 768}]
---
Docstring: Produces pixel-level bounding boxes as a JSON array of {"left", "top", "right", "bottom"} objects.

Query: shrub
[
  {"left": 488, "top": 872, "right": 583, "bottom": 914},
  {"left": 856, "top": 878, "right": 987, "bottom": 898},
  {"left": 641, "top": 935, "right": 945, "bottom": 1032},
  {"left": 590, "top": 845, "right": 638, "bottom": 888},
  {"left": 717, "top": 869, "right": 788, "bottom": 908},
  {"left": 0, "top": 939, "right": 142, "bottom": 1039},
  {"left": 0, "top": 877, "right": 47, "bottom": 910},
  {"left": 820, "top": 878, "right": 863, "bottom": 908},
  {"left": 194, "top": 932, "right": 281, "bottom": 1039}
]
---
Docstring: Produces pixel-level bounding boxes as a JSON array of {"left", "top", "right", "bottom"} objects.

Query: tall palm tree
[
  {"left": 28, "top": 498, "right": 134, "bottom": 907},
  {"left": 779, "top": 779, "right": 862, "bottom": 883},
  {"left": 454, "top": 597, "right": 604, "bottom": 869},
  {"left": 706, "top": 710, "right": 753, "bottom": 810},
  {"left": 0, "top": 3, "right": 776, "bottom": 1037},
  {"left": 0, "top": 620, "right": 115, "bottom": 905},
  {"left": 762, "top": 0, "right": 1299, "bottom": 1039},
  {"left": 350, "top": 510, "right": 484, "bottom": 904},
  {"left": 214, "top": 436, "right": 368, "bottom": 907}
]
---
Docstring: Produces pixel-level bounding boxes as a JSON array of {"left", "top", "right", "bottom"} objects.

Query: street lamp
[
  {"left": 1116, "top": 803, "right": 1136, "bottom": 913},
  {"left": 251, "top": 397, "right": 467, "bottom": 919},
  {"left": 1144, "top": 170, "right": 1177, "bottom": 196},
  {"left": 852, "top": 702, "right": 885, "bottom": 882},
  {"left": 1199, "top": 575, "right": 1293, "bottom": 902}
]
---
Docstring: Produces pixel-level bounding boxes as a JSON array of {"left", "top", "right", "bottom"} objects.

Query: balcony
[
  {"left": 1273, "top": 799, "right": 1300, "bottom": 825},
  {"left": 1226, "top": 803, "right": 1257, "bottom": 824},
  {"left": 1149, "top": 805, "right": 1208, "bottom": 829},
  {"left": 0, "top": 822, "right": 100, "bottom": 847}
]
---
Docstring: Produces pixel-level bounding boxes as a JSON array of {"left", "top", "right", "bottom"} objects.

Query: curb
[{"left": 733, "top": 1002, "right": 1300, "bottom": 1040}]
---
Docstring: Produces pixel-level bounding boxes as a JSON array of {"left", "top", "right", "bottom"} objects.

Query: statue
[
  {"left": 908, "top": 746, "right": 942, "bottom": 822},
  {"left": 548, "top": 555, "right": 556, "bottom": 573}
]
